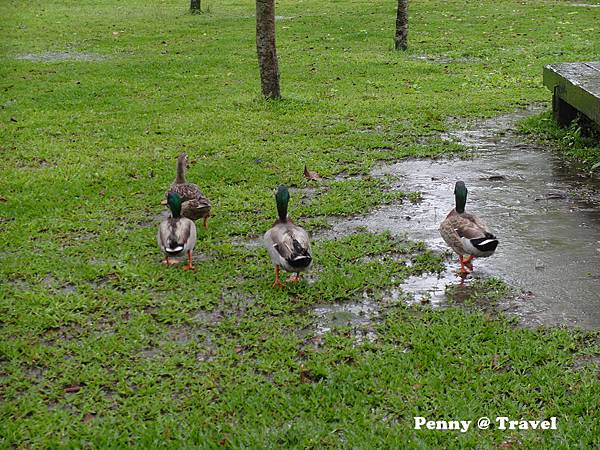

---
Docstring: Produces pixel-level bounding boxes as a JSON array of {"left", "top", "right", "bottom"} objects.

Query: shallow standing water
[{"left": 329, "top": 109, "right": 600, "bottom": 329}]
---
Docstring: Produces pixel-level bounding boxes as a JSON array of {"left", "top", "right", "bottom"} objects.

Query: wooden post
[{"left": 553, "top": 86, "right": 578, "bottom": 127}]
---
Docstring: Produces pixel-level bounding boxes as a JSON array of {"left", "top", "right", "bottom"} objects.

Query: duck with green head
[
  {"left": 158, "top": 192, "right": 197, "bottom": 270},
  {"left": 439, "top": 181, "right": 499, "bottom": 276},
  {"left": 264, "top": 186, "right": 312, "bottom": 287}
]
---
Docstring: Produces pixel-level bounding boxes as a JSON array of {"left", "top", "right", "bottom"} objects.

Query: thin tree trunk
[
  {"left": 190, "top": 0, "right": 201, "bottom": 14},
  {"left": 256, "top": 0, "right": 281, "bottom": 99},
  {"left": 395, "top": 0, "right": 408, "bottom": 50}
]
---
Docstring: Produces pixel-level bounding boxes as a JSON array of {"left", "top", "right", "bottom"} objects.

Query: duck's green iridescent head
[
  {"left": 454, "top": 181, "right": 468, "bottom": 213},
  {"left": 275, "top": 185, "right": 290, "bottom": 221},
  {"left": 167, "top": 191, "right": 182, "bottom": 218}
]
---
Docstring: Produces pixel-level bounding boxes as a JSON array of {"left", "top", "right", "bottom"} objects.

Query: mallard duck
[
  {"left": 164, "top": 153, "right": 211, "bottom": 229},
  {"left": 439, "top": 181, "right": 499, "bottom": 276},
  {"left": 158, "top": 192, "right": 197, "bottom": 270},
  {"left": 264, "top": 186, "right": 312, "bottom": 287}
]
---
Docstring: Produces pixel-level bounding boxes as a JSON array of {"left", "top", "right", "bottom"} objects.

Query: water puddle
[
  {"left": 408, "top": 54, "right": 482, "bottom": 64},
  {"left": 304, "top": 295, "right": 379, "bottom": 344},
  {"left": 399, "top": 271, "right": 456, "bottom": 306},
  {"left": 16, "top": 52, "right": 108, "bottom": 62},
  {"left": 328, "top": 108, "right": 600, "bottom": 328}
]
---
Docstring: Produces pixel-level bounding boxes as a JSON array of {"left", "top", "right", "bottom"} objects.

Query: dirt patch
[{"left": 408, "top": 54, "right": 482, "bottom": 64}]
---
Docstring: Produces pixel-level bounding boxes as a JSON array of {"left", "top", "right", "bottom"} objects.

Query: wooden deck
[{"left": 543, "top": 62, "right": 600, "bottom": 127}]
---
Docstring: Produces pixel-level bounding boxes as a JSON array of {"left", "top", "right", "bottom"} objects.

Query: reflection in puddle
[{"left": 400, "top": 269, "right": 456, "bottom": 306}]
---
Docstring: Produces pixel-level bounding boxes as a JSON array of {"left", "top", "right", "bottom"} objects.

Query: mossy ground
[{"left": 1, "top": 0, "right": 599, "bottom": 447}]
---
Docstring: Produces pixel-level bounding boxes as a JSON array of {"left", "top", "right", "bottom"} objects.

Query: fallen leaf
[
  {"left": 491, "top": 354, "right": 500, "bottom": 370},
  {"left": 82, "top": 412, "right": 96, "bottom": 423},
  {"left": 303, "top": 165, "right": 322, "bottom": 181},
  {"left": 64, "top": 384, "right": 82, "bottom": 394},
  {"left": 300, "top": 364, "right": 309, "bottom": 383}
]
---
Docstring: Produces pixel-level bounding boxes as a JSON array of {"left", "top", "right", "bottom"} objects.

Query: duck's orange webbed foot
[
  {"left": 272, "top": 265, "right": 284, "bottom": 288},
  {"left": 286, "top": 273, "right": 302, "bottom": 283},
  {"left": 162, "top": 257, "right": 179, "bottom": 265},
  {"left": 457, "top": 255, "right": 472, "bottom": 277},
  {"left": 181, "top": 251, "right": 194, "bottom": 270},
  {"left": 463, "top": 255, "right": 474, "bottom": 271}
]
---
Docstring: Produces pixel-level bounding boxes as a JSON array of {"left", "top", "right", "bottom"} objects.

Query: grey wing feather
[
  {"left": 158, "top": 218, "right": 196, "bottom": 255},
  {"left": 273, "top": 225, "right": 310, "bottom": 258},
  {"left": 265, "top": 223, "right": 312, "bottom": 271}
]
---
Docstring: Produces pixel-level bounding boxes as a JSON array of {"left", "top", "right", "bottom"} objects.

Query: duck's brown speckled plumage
[
  {"left": 439, "top": 209, "right": 495, "bottom": 257},
  {"left": 439, "top": 181, "right": 498, "bottom": 275},
  {"left": 166, "top": 153, "right": 211, "bottom": 222}
]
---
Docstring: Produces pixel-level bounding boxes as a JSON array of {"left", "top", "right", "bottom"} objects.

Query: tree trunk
[
  {"left": 256, "top": 0, "right": 281, "bottom": 99},
  {"left": 395, "top": 0, "right": 408, "bottom": 50},
  {"left": 190, "top": 0, "right": 201, "bottom": 14}
]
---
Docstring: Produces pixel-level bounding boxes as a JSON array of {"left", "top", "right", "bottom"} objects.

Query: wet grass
[
  {"left": 518, "top": 112, "right": 600, "bottom": 173},
  {"left": 1, "top": 0, "right": 600, "bottom": 447}
]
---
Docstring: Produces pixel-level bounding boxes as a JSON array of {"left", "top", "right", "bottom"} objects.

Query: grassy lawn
[{"left": 1, "top": 0, "right": 599, "bottom": 447}]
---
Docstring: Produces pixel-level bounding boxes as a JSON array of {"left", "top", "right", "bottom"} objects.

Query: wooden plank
[
  {"left": 544, "top": 62, "right": 600, "bottom": 97},
  {"left": 587, "top": 61, "right": 600, "bottom": 72},
  {"left": 543, "top": 62, "right": 600, "bottom": 126}
]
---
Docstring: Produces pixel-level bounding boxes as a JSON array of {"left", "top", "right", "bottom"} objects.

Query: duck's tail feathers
[
  {"left": 165, "top": 240, "right": 184, "bottom": 255},
  {"left": 470, "top": 237, "right": 498, "bottom": 253},
  {"left": 287, "top": 239, "right": 312, "bottom": 269}
]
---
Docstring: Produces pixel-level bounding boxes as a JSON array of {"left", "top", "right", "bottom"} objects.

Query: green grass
[{"left": 1, "top": 0, "right": 599, "bottom": 447}]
